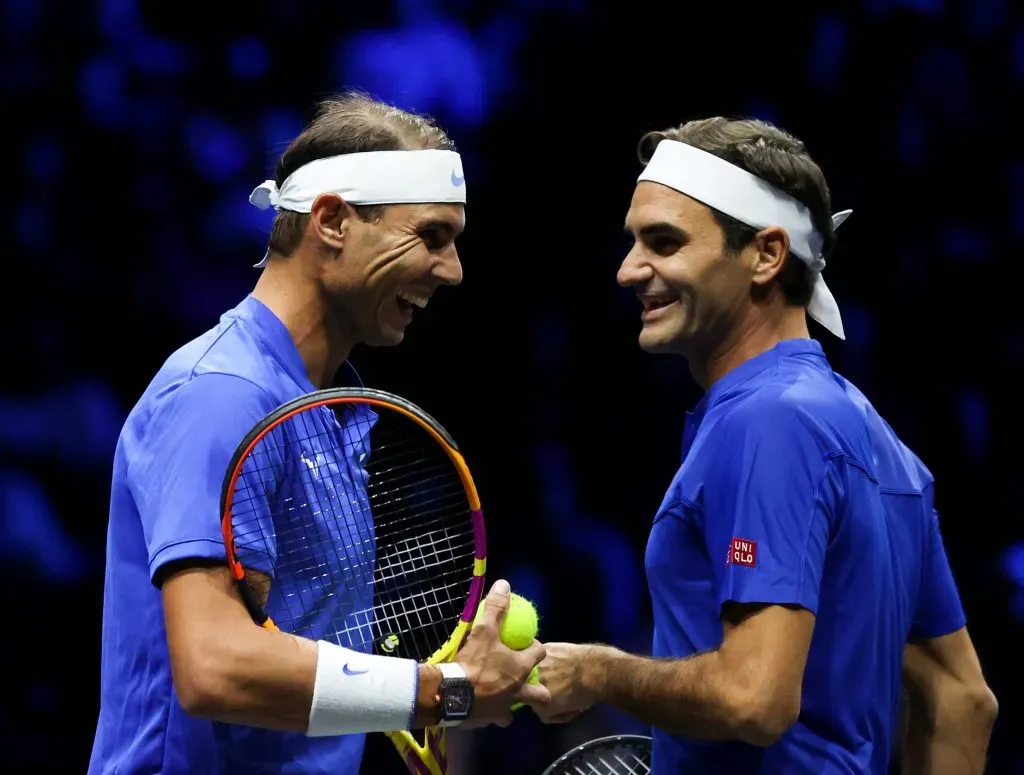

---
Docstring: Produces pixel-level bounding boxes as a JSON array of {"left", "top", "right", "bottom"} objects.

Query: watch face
[{"left": 442, "top": 683, "right": 473, "bottom": 716}]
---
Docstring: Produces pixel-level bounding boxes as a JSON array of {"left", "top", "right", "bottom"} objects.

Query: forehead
[
  {"left": 387, "top": 202, "right": 466, "bottom": 233},
  {"left": 624, "top": 182, "right": 718, "bottom": 236}
]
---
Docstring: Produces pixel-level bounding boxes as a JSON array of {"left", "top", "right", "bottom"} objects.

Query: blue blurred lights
[
  {"left": 229, "top": 37, "right": 270, "bottom": 80},
  {"left": 186, "top": 115, "right": 250, "bottom": 184},
  {"left": 1001, "top": 543, "right": 1024, "bottom": 620},
  {"left": 955, "top": 389, "right": 989, "bottom": 462},
  {"left": 341, "top": 20, "right": 487, "bottom": 129},
  {"left": 807, "top": 13, "right": 848, "bottom": 91},
  {"left": 80, "top": 55, "right": 131, "bottom": 130}
]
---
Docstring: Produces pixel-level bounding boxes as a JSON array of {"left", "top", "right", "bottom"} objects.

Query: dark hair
[
  {"left": 637, "top": 117, "right": 835, "bottom": 306},
  {"left": 267, "top": 91, "right": 457, "bottom": 257}
]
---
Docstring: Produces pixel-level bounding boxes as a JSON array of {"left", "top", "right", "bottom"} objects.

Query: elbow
[
  {"left": 171, "top": 644, "right": 237, "bottom": 719},
  {"left": 932, "top": 679, "right": 999, "bottom": 736},
  {"left": 732, "top": 690, "right": 800, "bottom": 747},
  {"left": 967, "top": 683, "right": 998, "bottom": 730}
]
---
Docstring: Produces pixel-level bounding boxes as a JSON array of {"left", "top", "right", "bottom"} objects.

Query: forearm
[
  {"left": 177, "top": 626, "right": 442, "bottom": 732},
  {"left": 182, "top": 625, "right": 317, "bottom": 731},
  {"left": 578, "top": 645, "right": 772, "bottom": 744},
  {"left": 900, "top": 683, "right": 997, "bottom": 775}
]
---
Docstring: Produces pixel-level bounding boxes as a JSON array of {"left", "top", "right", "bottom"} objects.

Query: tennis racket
[
  {"left": 541, "top": 734, "right": 652, "bottom": 775},
  {"left": 219, "top": 387, "right": 487, "bottom": 775}
]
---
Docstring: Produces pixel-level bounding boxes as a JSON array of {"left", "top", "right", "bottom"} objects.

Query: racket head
[
  {"left": 541, "top": 734, "right": 652, "bottom": 775},
  {"left": 219, "top": 387, "right": 487, "bottom": 666}
]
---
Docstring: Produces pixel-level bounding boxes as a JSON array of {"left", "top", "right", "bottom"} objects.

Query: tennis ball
[{"left": 473, "top": 592, "right": 538, "bottom": 650}]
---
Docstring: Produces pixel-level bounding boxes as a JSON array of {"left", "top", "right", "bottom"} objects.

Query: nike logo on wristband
[{"left": 342, "top": 663, "right": 369, "bottom": 676}]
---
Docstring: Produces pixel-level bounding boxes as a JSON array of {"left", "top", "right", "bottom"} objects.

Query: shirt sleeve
[
  {"left": 909, "top": 505, "right": 967, "bottom": 639},
  {"left": 126, "top": 373, "right": 282, "bottom": 585},
  {"left": 701, "top": 405, "right": 837, "bottom": 615}
]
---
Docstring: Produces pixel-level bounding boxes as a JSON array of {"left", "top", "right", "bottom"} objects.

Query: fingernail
[{"left": 493, "top": 579, "right": 510, "bottom": 595}]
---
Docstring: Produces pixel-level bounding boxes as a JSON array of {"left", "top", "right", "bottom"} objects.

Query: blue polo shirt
[
  {"left": 88, "top": 295, "right": 370, "bottom": 775},
  {"left": 645, "top": 339, "right": 965, "bottom": 774}
]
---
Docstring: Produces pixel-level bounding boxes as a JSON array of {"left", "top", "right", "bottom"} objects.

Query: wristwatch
[{"left": 436, "top": 662, "right": 474, "bottom": 727}]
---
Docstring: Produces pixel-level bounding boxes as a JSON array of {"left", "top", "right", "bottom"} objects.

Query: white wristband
[{"left": 306, "top": 640, "right": 418, "bottom": 737}]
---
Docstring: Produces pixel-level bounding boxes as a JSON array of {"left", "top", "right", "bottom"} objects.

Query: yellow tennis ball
[{"left": 473, "top": 592, "right": 539, "bottom": 650}]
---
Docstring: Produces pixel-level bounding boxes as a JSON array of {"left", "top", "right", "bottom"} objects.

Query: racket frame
[
  {"left": 540, "top": 734, "right": 653, "bottom": 775},
  {"left": 219, "top": 387, "right": 487, "bottom": 775}
]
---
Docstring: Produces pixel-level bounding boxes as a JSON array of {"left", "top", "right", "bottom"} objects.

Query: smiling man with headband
[
  {"left": 530, "top": 117, "right": 997, "bottom": 774},
  {"left": 88, "top": 92, "right": 547, "bottom": 775}
]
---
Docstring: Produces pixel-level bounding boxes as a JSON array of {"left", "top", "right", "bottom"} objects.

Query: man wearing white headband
[
  {"left": 530, "top": 118, "right": 996, "bottom": 772},
  {"left": 88, "top": 93, "right": 546, "bottom": 775}
]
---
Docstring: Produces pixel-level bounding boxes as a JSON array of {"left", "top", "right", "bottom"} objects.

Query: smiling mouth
[
  {"left": 641, "top": 296, "right": 679, "bottom": 312},
  {"left": 396, "top": 291, "right": 430, "bottom": 319}
]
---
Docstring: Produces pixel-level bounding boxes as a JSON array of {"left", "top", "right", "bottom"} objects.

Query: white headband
[
  {"left": 637, "top": 139, "right": 852, "bottom": 340},
  {"left": 248, "top": 149, "right": 467, "bottom": 268}
]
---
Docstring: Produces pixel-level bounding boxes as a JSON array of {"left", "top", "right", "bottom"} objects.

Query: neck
[
  {"left": 689, "top": 304, "right": 809, "bottom": 391},
  {"left": 251, "top": 255, "right": 354, "bottom": 389}
]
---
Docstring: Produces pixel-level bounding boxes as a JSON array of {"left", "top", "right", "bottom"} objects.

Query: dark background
[{"left": 2, "top": 0, "right": 1021, "bottom": 772}]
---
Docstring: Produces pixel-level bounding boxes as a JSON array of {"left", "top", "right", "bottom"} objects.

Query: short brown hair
[
  {"left": 637, "top": 117, "right": 835, "bottom": 306},
  {"left": 266, "top": 91, "right": 457, "bottom": 257}
]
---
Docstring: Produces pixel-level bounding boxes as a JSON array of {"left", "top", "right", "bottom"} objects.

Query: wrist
[
  {"left": 412, "top": 664, "right": 443, "bottom": 729},
  {"left": 577, "top": 644, "right": 617, "bottom": 702},
  {"left": 306, "top": 641, "right": 420, "bottom": 737}
]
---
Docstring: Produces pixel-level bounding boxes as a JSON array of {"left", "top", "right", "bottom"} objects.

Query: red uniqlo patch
[{"left": 727, "top": 538, "right": 758, "bottom": 567}]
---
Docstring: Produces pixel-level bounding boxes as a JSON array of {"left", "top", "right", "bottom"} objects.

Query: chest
[
  {"left": 273, "top": 406, "right": 377, "bottom": 573},
  {"left": 643, "top": 426, "right": 723, "bottom": 588}
]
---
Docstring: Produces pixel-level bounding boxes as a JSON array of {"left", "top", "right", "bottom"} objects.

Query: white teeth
[{"left": 398, "top": 293, "right": 429, "bottom": 309}]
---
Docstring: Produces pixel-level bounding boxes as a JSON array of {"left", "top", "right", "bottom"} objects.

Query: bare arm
[
  {"left": 162, "top": 567, "right": 546, "bottom": 732},
  {"left": 899, "top": 627, "right": 997, "bottom": 775},
  {"left": 163, "top": 565, "right": 446, "bottom": 730},
  {"left": 575, "top": 603, "right": 814, "bottom": 746}
]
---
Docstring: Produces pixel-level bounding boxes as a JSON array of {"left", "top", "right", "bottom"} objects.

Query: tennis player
[
  {"left": 530, "top": 118, "right": 998, "bottom": 773},
  {"left": 87, "top": 93, "right": 547, "bottom": 775}
]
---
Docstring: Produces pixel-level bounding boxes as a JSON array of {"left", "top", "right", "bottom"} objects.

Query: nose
[
  {"left": 432, "top": 245, "right": 463, "bottom": 286},
  {"left": 616, "top": 246, "right": 654, "bottom": 288}
]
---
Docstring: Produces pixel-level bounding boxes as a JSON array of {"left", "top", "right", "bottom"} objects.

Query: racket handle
[{"left": 387, "top": 728, "right": 448, "bottom": 775}]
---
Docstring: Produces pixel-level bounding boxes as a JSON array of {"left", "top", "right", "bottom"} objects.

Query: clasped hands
[{"left": 522, "top": 641, "right": 598, "bottom": 724}]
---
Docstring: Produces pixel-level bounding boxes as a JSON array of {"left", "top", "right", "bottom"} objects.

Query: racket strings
[
  {"left": 228, "top": 400, "right": 476, "bottom": 661},
  {"left": 561, "top": 745, "right": 647, "bottom": 769},
  {"left": 550, "top": 741, "right": 651, "bottom": 775}
]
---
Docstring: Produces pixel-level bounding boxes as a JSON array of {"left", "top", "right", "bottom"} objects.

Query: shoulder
[
  {"left": 129, "top": 314, "right": 287, "bottom": 426},
  {"left": 707, "top": 375, "right": 848, "bottom": 458},
  {"left": 156, "top": 372, "right": 280, "bottom": 417},
  {"left": 834, "top": 373, "right": 935, "bottom": 492},
  {"left": 124, "top": 372, "right": 280, "bottom": 458}
]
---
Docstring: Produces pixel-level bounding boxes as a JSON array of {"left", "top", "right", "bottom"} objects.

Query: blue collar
[
  {"left": 682, "top": 339, "right": 827, "bottom": 455},
  {"left": 236, "top": 295, "right": 317, "bottom": 393},
  {"left": 235, "top": 295, "right": 365, "bottom": 391}
]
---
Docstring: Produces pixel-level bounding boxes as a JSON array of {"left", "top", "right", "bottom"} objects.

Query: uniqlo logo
[{"left": 727, "top": 538, "right": 757, "bottom": 567}]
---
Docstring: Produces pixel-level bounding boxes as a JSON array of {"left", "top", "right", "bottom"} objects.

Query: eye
[
  {"left": 419, "top": 228, "right": 450, "bottom": 251},
  {"left": 647, "top": 235, "right": 681, "bottom": 256}
]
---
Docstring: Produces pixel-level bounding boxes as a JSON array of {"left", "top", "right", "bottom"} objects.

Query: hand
[
  {"left": 528, "top": 642, "right": 597, "bottom": 723},
  {"left": 454, "top": 579, "right": 550, "bottom": 728}
]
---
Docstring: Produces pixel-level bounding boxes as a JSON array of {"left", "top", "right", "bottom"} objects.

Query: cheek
[
  {"left": 363, "top": 242, "right": 423, "bottom": 286},
  {"left": 691, "top": 250, "right": 744, "bottom": 297}
]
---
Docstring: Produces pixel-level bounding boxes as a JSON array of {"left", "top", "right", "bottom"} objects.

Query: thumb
[{"left": 481, "top": 579, "right": 511, "bottom": 629}]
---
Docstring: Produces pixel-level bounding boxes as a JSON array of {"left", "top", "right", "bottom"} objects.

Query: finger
[
  {"left": 546, "top": 709, "right": 584, "bottom": 724},
  {"left": 479, "top": 579, "right": 511, "bottom": 630},
  {"left": 493, "top": 711, "right": 514, "bottom": 728},
  {"left": 532, "top": 708, "right": 565, "bottom": 725},
  {"left": 514, "top": 680, "right": 551, "bottom": 706},
  {"left": 518, "top": 639, "right": 547, "bottom": 667}
]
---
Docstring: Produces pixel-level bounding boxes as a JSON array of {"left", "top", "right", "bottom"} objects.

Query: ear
[
  {"left": 308, "top": 193, "right": 351, "bottom": 251},
  {"left": 749, "top": 225, "right": 790, "bottom": 287}
]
